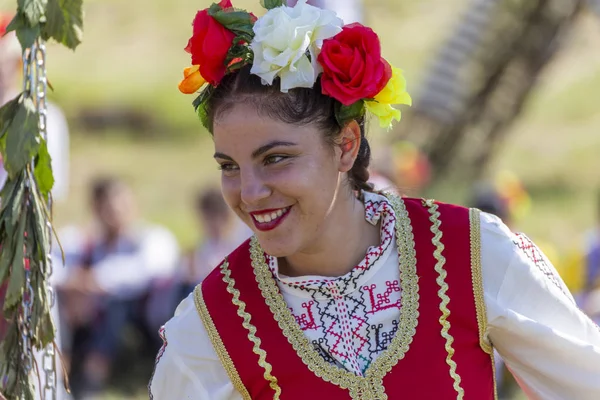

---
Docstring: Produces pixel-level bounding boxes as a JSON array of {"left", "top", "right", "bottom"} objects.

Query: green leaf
[
  {"left": 18, "top": 0, "right": 48, "bottom": 26},
  {"left": 4, "top": 97, "right": 41, "bottom": 179},
  {"left": 30, "top": 184, "right": 50, "bottom": 259},
  {"left": 10, "top": 178, "right": 25, "bottom": 228},
  {"left": 260, "top": 0, "right": 284, "bottom": 9},
  {"left": 207, "top": 3, "right": 222, "bottom": 15},
  {"left": 4, "top": 212, "right": 27, "bottom": 312},
  {"left": 197, "top": 103, "right": 210, "bottom": 130},
  {"left": 335, "top": 100, "right": 366, "bottom": 127},
  {"left": 0, "top": 177, "right": 18, "bottom": 215},
  {"left": 0, "top": 95, "right": 22, "bottom": 139},
  {"left": 211, "top": 11, "right": 255, "bottom": 37},
  {"left": 17, "top": 24, "right": 40, "bottom": 53},
  {"left": 6, "top": 13, "right": 39, "bottom": 50},
  {"left": 0, "top": 233, "right": 14, "bottom": 283},
  {"left": 192, "top": 85, "right": 215, "bottom": 130},
  {"left": 42, "top": 0, "right": 83, "bottom": 50},
  {"left": 41, "top": 0, "right": 65, "bottom": 41},
  {"left": 34, "top": 139, "right": 54, "bottom": 201}
]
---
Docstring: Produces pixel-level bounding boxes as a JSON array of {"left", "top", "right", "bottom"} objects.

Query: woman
[{"left": 150, "top": 1, "right": 600, "bottom": 399}]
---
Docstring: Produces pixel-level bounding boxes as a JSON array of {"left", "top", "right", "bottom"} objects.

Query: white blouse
[{"left": 149, "top": 194, "right": 600, "bottom": 400}]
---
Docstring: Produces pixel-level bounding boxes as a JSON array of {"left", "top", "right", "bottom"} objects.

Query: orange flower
[{"left": 178, "top": 65, "right": 206, "bottom": 94}]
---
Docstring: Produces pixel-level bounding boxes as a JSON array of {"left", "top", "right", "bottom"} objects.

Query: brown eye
[
  {"left": 218, "top": 163, "right": 239, "bottom": 173},
  {"left": 264, "top": 155, "right": 287, "bottom": 165}
]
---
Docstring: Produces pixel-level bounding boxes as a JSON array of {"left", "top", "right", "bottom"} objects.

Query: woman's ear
[{"left": 337, "top": 120, "right": 362, "bottom": 173}]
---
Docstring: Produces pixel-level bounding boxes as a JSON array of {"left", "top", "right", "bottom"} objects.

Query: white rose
[{"left": 250, "top": 0, "right": 343, "bottom": 92}]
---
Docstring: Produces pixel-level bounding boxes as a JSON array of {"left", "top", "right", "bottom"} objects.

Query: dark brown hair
[{"left": 205, "top": 65, "right": 374, "bottom": 193}]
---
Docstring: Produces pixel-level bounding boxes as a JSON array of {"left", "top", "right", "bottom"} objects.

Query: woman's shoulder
[
  {"left": 163, "top": 291, "right": 215, "bottom": 351},
  {"left": 149, "top": 290, "right": 238, "bottom": 399}
]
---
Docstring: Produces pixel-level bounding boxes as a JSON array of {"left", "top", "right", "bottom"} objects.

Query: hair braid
[{"left": 348, "top": 128, "right": 375, "bottom": 193}]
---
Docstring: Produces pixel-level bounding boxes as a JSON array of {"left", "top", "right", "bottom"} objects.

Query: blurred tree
[{"left": 393, "top": 0, "right": 586, "bottom": 184}]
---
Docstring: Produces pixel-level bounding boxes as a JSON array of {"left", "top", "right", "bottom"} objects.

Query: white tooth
[
  {"left": 270, "top": 212, "right": 278, "bottom": 220},
  {"left": 256, "top": 214, "right": 265, "bottom": 223},
  {"left": 276, "top": 210, "right": 283, "bottom": 217},
  {"left": 263, "top": 214, "right": 272, "bottom": 223}
]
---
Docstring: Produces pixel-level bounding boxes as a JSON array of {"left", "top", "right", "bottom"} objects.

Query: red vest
[{"left": 199, "top": 197, "right": 496, "bottom": 399}]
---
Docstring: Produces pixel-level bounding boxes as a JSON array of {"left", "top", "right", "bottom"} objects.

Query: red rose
[
  {"left": 185, "top": 0, "right": 236, "bottom": 86},
  {"left": 318, "top": 23, "right": 392, "bottom": 106}
]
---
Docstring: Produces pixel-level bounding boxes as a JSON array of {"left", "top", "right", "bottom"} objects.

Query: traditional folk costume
[
  {"left": 150, "top": 193, "right": 600, "bottom": 399},
  {"left": 152, "top": 1, "right": 600, "bottom": 398}
]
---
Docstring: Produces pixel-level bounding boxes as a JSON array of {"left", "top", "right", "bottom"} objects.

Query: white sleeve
[
  {"left": 92, "top": 226, "right": 180, "bottom": 296},
  {"left": 480, "top": 212, "right": 600, "bottom": 400},
  {"left": 149, "top": 294, "right": 243, "bottom": 400}
]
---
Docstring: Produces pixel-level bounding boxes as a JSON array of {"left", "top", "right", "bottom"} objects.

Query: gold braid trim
[
  {"left": 220, "top": 260, "right": 282, "bottom": 399},
  {"left": 250, "top": 194, "right": 420, "bottom": 400},
  {"left": 193, "top": 283, "right": 252, "bottom": 400},
  {"left": 469, "top": 208, "right": 499, "bottom": 399},
  {"left": 423, "top": 199, "right": 465, "bottom": 399},
  {"left": 469, "top": 208, "right": 492, "bottom": 355}
]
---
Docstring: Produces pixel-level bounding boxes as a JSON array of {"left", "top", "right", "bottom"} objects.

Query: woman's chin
[{"left": 255, "top": 236, "right": 296, "bottom": 259}]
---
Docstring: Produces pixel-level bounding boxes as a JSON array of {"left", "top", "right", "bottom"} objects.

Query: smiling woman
[{"left": 148, "top": 1, "right": 600, "bottom": 399}]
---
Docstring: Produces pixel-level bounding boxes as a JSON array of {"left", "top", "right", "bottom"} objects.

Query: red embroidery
[
  {"left": 350, "top": 314, "right": 369, "bottom": 356},
  {"left": 274, "top": 193, "right": 403, "bottom": 373},
  {"left": 363, "top": 281, "right": 401, "bottom": 315},
  {"left": 513, "top": 233, "right": 571, "bottom": 298},
  {"left": 292, "top": 301, "right": 318, "bottom": 331},
  {"left": 325, "top": 319, "right": 347, "bottom": 361}
]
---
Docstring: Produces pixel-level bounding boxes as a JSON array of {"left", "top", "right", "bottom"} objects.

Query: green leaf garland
[{"left": 0, "top": 0, "right": 85, "bottom": 397}]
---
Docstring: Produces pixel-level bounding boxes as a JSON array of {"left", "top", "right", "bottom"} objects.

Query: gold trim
[
  {"left": 469, "top": 208, "right": 498, "bottom": 399},
  {"left": 469, "top": 207, "right": 492, "bottom": 355},
  {"left": 193, "top": 283, "right": 253, "bottom": 400},
  {"left": 424, "top": 199, "right": 465, "bottom": 399},
  {"left": 250, "top": 194, "right": 420, "bottom": 400},
  {"left": 217, "top": 260, "right": 282, "bottom": 398},
  {"left": 490, "top": 348, "right": 499, "bottom": 400}
]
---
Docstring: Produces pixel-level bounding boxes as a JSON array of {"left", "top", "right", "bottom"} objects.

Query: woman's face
[{"left": 213, "top": 103, "right": 345, "bottom": 257}]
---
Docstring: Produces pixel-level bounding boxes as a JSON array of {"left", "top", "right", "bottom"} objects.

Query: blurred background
[{"left": 1, "top": 0, "right": 600, "bottom": 399}]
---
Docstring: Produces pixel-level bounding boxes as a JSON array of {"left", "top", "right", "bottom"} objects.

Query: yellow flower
[
  {"left": 178, "top": 65, "right": 207, "bottom": 94},
  {"left": 365, "top": 66, "right": 412, "bottom": 129},
  {"left": 365, "top": 102, "right": 402, "bottom": 129}
]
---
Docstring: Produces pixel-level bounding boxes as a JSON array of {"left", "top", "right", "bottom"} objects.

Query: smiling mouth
[{"left": 250, "top": 206, "right": 291, "bottom": 231}]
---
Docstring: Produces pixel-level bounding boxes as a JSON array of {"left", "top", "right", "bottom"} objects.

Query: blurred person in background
[
  {"left": 1, "top": 12, "right": 71, "bottom": 399},
  {"left": 175, "top": 187, "right": 252, "bottom": 304},
  {"left": 55, "top": 176, "right": 179, "bottom": 398},
  {"left": 580, "top": 189, "right": 600, "bottom": 324}
]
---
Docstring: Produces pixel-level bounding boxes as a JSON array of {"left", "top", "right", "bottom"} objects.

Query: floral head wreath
[{"left": 179, "top": 0, "right": 412, "bottom": 130}]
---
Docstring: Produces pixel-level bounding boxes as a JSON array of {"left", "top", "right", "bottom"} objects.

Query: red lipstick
[{"left": 249, "top": 206, "right": 291, "bottom": 232}]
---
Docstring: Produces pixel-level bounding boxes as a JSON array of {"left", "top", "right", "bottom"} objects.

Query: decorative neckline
[
  {"left": 250, "top": 194, "right": 420, "bottom": 399},
  {"left": 270, "top": 192, "right": 398, "bottom": 298}
]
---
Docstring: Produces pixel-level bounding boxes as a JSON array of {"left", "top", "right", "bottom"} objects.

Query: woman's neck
[{"left": 279, "top": 192, "right": 381, "bottom": 278}]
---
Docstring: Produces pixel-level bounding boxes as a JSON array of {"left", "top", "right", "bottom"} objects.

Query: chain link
[
  {"left": 19, "top": 38, "right": 58, "bottom": 400},
  {"left": 35, "top": 38, "right": 58, "bottom": 400}
]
